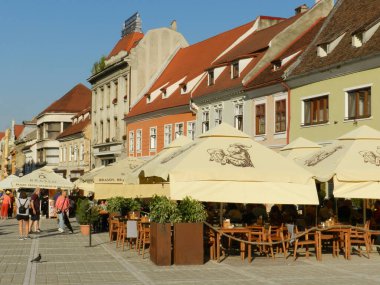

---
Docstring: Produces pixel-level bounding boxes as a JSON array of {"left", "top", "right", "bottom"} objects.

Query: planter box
[
  {"left": 150, "top": 222, "right": 172, "bottom": 266},
  {"left": 174, "top": 223, "right": 204, "bottom": 265},
  {"left": 80, "top": 224, "right": 90, "bottom": 236}
]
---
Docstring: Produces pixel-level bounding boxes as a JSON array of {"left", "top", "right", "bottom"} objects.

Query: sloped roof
[
  {"left": 245, "top": 18, "right": 325, "bottom": 89},
  {"left": 56, "top": 117, "right": 90, "bottom": 140},
  {"left": 192, "top": 13, "right": 305, "bottom": 99},
  {"left": 39, "top": 84, "right": 91, "bottom": 115},
  {"left": 290, "top": 0, "right": 380, "bottom": 77},
  {"left": 107, "top": 32, "right": 144, "bottom": 59},
  {"left": 0, "top": 132, "right": 5, "bottom": 140},
  {"left": 14, "top": 125, "right": 25, "bottom": 140},
  {"left": 126, "top": 20, "right": 257, "bottom": 118}
]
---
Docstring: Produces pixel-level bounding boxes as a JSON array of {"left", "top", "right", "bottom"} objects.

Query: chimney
[
  {"left": 295, "top": 4, "right": 309, "bottom": 15},
  {"left": 170, "top": 20, "right": 177, "bottom": 31}
]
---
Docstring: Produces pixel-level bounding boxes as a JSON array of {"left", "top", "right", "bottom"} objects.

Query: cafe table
[
  {"left": 316, "top": 225, "right": 351, "bottom": 261},
  {"left": 216, "top": 227, "right": 263, "bottom": 263}
]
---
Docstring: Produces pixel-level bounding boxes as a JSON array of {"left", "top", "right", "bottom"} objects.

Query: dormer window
[
  {"left": 180, "top": 83, "right": 187, "bottom": 94},
  {"left": 161, "top": 88, "right": 167, "bottom": 99},
  {"left": 208, "top": 70, "right": 214, "bottom": 86},
  {"left": 231, "top": 62, "right": 239, "bottom": 79},
  {"left": 145, "top": 93, "right": 151, "bottom": 103},
  {"left": 352, "top": 32, "right": 363, "bottom": 48},
  {"left": 317, "top": 43, "right": 328, "bottom": 57},
  {"left": 272, "top": 60, "right": 282, "bottom": 71}
]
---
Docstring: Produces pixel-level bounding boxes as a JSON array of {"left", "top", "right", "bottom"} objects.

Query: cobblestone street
[{"left": 1, "top": 218, "right": 380, "bottom": 285}]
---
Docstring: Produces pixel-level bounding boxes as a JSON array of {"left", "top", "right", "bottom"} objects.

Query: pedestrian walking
[
  {"left": 8, "top": 190, "right": 15, "bottom": 218},
  {"left": 0, "top": 190, "right": 11, "bottom": 219},
  {"left": 16, "top": 191, "right": 31, "bottom": 240},
  {"left": 29, "top": 188, "right": 42, "bottom": 233},
  {"left": 55, "top": 190, "right": 73, "bottom": 233}
]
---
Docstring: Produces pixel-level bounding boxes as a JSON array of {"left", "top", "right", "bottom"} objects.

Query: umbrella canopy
[
  {"left": 94, "top": 157, "right": 145, "bottom": 184},
  {"left": 0, "top": 175, "right": 20, "bottom": 189},
  {"left": 295, "top": 125, "right": 380, "bottom": 199},
  {"left": 280, "top": 137, "right": 321, "bottom": 160},
  {"left": 13, "top": 166, "right": 74, "bottom": 190},
  {"left": 126, "top": 135, "right": 193, "bottom": 184},
  {"left": 136, "top": 123, "right": 318, "bottom": 205}
]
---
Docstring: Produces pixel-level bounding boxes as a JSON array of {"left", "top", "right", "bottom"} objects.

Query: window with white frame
[
  {"left": 129, "top": 131, "right": 134, "bottom": 153},
  {"left": 234, "top": 103, "right": 243, "bottom": 131},
  {"left": 136, "top": 129, "right": 142, "bottom": 152},
  {"left": 202, "top": 110, "right": 209, "bottom": 133},
  {"left": 69, "top": 145, "right": 72, "bottom": 162},
  {"left": 73, "top": 145, "right": 78, "bottom": 161},
  {"left": 208, "top": 70, "right": 214, "bottom": 86},
  {"left": 80, "top": 144, "right": 84, "bottom": 161},
  {"left": 214, "top": 106, "right": 223, "bottom": 126},
  {"left": 175, "top": 123, "right": 184, "bottom": 138},
  {"left": 150, "top": 127, "right": 157, "bottom": 150},
  {"left": 187, "top": 121, "right": 196, "bottom": 140},
  {"left": 346, "top": 86, "right": 371, "bottom": 120},
  {"left": 275, "top": 99, "right": 286, "bottom": 133},
  {"left": 231, "top": 62, "right": 239, "bottom": 79},
  {"left": 164, "top": 124, "right": 172, "bottom": 147},
  {"left": 255, "top": 104, "right": 265, "bottom": 135},
  {"left": 303, "top": 95, "right": 329, "bottom": 126}
]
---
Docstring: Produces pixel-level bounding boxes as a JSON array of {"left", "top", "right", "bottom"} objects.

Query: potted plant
[
  {"left": 126, "top": 198, "right": 142, "bottom": 220},
  {"left": 149, "top": 195, "right": 181, "bottom": 266},
  {"left": 76, "top": 199, "right": 100, "bottom": 236},
  {"left": 174, "top": 196, "right": 207, "bottom": 265},
  {"left": 106, "top": 196, "right": 128, "bottom": 216}
]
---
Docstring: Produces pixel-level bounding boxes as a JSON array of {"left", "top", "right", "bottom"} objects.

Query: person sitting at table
[
  {"left": 269, "top": 205, "right": 283, "bottom": 226},
  {"left": 226, "top": 203, "right": 243, "bottom": 223},
  {"left": 282, "top": 204, "right": 298, "bottom": 224},
  {"left": 319, "top": 199, "right": 334, "bottom": 222}
]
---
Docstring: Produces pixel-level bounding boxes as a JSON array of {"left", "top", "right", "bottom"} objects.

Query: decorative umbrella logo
[
  {"left": 38, "top": 174, "right": 47, "bottom": 180},
  {"left": 208, "top": 143, "right": 254, "bottom": 167},
  {"left": 305, "top": 145, "right": 343, "bottom": 167},
  {"left": 359, "top": 146, "right": 380, "bottom": 166}
]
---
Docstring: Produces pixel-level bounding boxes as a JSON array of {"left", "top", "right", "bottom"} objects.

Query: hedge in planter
[
  {"left": 76, "top": 199, "right": 100, "bottom": 236},
  {"left": 174, "top": 196, "right": 207, "bottom": 265},
  {"left": 149, "top": 195, "right": 181, "bottom": 266}
]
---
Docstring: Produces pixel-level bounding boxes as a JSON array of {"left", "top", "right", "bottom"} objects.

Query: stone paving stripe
[
  {"left": 93, "top": 235, "right": 154, "bottom": 285},
  {"left": 23, "top": 236, "right": 38, "bottom": 285}
]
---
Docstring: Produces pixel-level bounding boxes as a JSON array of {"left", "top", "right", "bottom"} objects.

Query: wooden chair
[
  {"left": 266, "top": 224, "right": 287, "bottom": 259},
  {"left": 207, "top": 228, "right": 216, "bottom": 260},
  {"left": 293, "top": 226, "right": 319, "bottom": 261},
  {"left": 139, "top": 227, "right": 151, "bottom": 259},
  {"left": 350, "top": 220, "right": 371, "bottom": 258},
  {"left": 116, "top": 220, "right": 126, "bottom": 248},
  {"left": 108, "top": 214, "right": 119, "bottom": 243}
]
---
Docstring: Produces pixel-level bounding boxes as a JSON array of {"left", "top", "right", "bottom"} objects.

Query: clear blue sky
[{"left": 0, "top": 0, "right": 317, "bottom": 131}]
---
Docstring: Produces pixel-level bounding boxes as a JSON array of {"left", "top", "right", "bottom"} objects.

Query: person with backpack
[
  {"left": 55, "top": 190, "right": 73, "bottom": 233},
  {"left": 16, "top": 191, "right": 31, "bottom": 240}
]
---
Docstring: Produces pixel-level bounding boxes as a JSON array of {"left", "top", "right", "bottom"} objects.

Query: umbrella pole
[
  {"left": 363, "top": 199, "right": 367, "bottom": 224},
  {"left": 219, "top": 203, "right": 223, "bottom": 226}
]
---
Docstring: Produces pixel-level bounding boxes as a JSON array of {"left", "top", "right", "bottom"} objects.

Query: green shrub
[
  {"left": 106, "top": 196, "right": 129, "bottom": 215},
  {"left": 178, "top": 196, "right": 207, "bottom": 223},
  {"left": 149, "top": 195, "right": 181, "bottom": 224},
  {"left": 76, "top": 199, "right": 99, "bottom": 225}
]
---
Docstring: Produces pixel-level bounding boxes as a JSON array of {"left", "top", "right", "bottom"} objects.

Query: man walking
[{"left": 55, "top": 190, "right": 73, "bottom": 233}]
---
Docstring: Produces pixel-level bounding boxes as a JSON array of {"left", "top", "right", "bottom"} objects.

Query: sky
[{"left": 0, "top": 0, "right": 317, "bottom": 131}]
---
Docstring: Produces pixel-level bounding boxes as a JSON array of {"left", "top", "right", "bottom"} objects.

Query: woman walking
[
  {"left": 0, "top": 191, "right": 11, "bottom": 219},
  {"left": 16, "top": 191, "right": 31, "bottom": 240}
]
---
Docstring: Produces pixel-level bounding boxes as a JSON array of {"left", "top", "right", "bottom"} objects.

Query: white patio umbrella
[
  {"left": 0, "top": 175, "right": 20, "bottom": 189},
  {"left": 280, "top": 137, "right": 321, "bottom": 161},
  {"left": 73, "top": 166, "right": 105, "bottom": 194},
  {"left": 134, "top": 123, "right": 318, "bottom": 205},
  {"left": 295, "top": 125, "right": 380, "bottom": 199},
  {"left": 13, "top": 166, "right": 74, "bottom": 190}
]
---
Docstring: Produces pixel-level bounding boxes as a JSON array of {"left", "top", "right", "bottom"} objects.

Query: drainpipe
[{"left": 281, "top": 82, "right": 291, "bottom": 144}]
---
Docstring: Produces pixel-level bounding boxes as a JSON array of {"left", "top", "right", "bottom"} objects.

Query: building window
[
  {"left": 73, "top": 145, "right": 78, "bottom": 162},
  {"left": 107, "top": 84, "right": 111, "bottom": 107},
  {"left": 187, "top": 121, "right": 196, "bottom": 140},
  {"left": 80, "top": 144, "right": 84, "bottom": 161},
  {"left": 63, "top": 147, "right": 67, "bottom": 162},
  {"left": 114, "top": 81, "right": 118, "bottom": 100},
  {"left": 150, "top": 127, "right": 157, "bottom": 150},
  {"left": 231, "top": 62, "right": 239, "bottom": 79},
  {"left": 255, "top": 104, "right": 265, "bottom": 135},
  {"left": 275, "top": 99, "right": 286, "bottom": 133},
  {"left": 234, "top": 104, "right": 244, "bottom": 131},
  {"left": 175, "top": 123, "right": 184, "bottom": 138},
  {"left": 208, "top": 70, "right": 214, "bottom": 86},
  {"left": 347, "top": 87, "right": 371, "bottom": 120},
  {"left": 164, "top": 124, "right": 172, "bottom": 147},
  {"left": 129, "top": 131, "right": 134, "bottom": 153},
  {"left": 272, "top": 60, "right": 282, "bottom": 71},
  {"left": 214, "top": 107, "right": 222, "bottom": 126},
  {"left": 202, "top": 111, "right": 209, "bottom": 133},
  {"left": 69, "top": 146, "right": 72, "bottom": 162},
  {"left": 303, "top": 95, "right": 329, "bottom": 126},
  {"left": 136, "top": 129, "right": 142, "bottom": 152}
]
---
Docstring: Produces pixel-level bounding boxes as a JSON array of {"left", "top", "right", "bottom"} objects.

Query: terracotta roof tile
[
  {"left": 107, "top": 32, "right": 144, "bottom": 59},
  {"left": 126, "top": 20, "right": 256, "bottom": 118},
  {"left": 39, "top": 83, "right": 91, "bottom": 115},
  {"left": 245, "top": 18, "right": 325, "bottom": 89},
  {"left": 57, "top": 117, "right": 90, "bottom": 140},
  {"left": 290, "top": 0, "right": 380, "bottom": 77},
  {"left": 0, "top": 132, "right": 4, "bottom": 140},
  {"left": 14, "top": 125, "right": 25, "bottom": 140}
]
